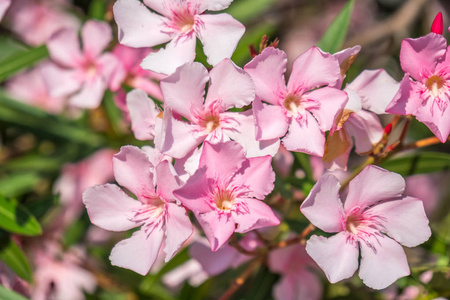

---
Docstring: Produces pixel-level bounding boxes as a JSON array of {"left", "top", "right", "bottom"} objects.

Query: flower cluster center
[
  {"left": 345, "top": 214, "right": 365, "bottom": 235},
  {"left": 283, "top": 94, "right": 302, "bottom": 115},
  {"left": 426, "top": 75, "right": 445, "bottom": 97},
  {"left": 214, "top": 189, "right": 235, "bottom": 211},
  {"left": 172, "top": 9, "right": 195, "bottom": 34},
  {"left": 200, "top": 113, "right": 221, "bottom": 133}
]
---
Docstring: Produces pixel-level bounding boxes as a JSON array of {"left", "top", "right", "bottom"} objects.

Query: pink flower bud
[{"left": 431, "top": 12, "right": 443, "bottom": 35}]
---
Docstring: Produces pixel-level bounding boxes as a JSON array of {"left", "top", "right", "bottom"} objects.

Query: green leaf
[
  {"left": 0, "top": 173, "right": 41, "bottom": 198},
  {"left": 317, "top": 0, "right": 355, "bottom": 53},
  {"left": 0, "top": 195, "right": 42, "bottom": 236},
  {"left": 0, "top": 285, "right": 28, "bottom": 300},
  {"left": 0, "top": 45, "right": 48, "bottom": 83},
  {"left": 379, "top": 152, "right": 450, "bottom": 176},
  {"left": 0, "top": 36, "right": 28, "bottom": 62},
  {"left": 224, "top": 0, "right": 277, "bottom": 24},
  {"left": 88, "top": 0, "right": 107, "bottom": 20},
  {"left": 0, "top": 233, "right": 33, "bottom": 282}
]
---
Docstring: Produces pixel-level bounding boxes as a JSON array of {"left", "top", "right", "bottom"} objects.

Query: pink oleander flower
[
  {"left": 244, "top": 46, "right": 348, "bottom": 156},
  {"left": 323, "top": 69, "right": 400, "bottom": 170},
  {"left": 268, "top": 243, "right": 322, "bottom": 300},
  {"left": 4, "top": 0, "right": 79, "bottom": 46},
  {"left": 300, "top": 165, "right": 431, "bottom": 289},
  {"left": 0, "top": 0, "right": 10, "bottom": 21},
  {"left": 126, "top": 89, "right": 161, "bottom": 140},
  {"left": 42, "top": 20, "right": 121, "bottom": 109},
  {"left": 5, "top": 61, "right": 66, "bottom": 113},
  {"left": 83, "top": 146, "right": 193, "bottom": 275},
  {"left": 155, "top": 59, "right": 280, "bottom": 159},
  {"left": 385, "top": 32, "right": 450, "bottom": 142},
  {"left": 174, "top": 141, "right": 280, "bottom": 251},
  {"left": 113, "top": 0, "right": 245, "bottom": 75}
]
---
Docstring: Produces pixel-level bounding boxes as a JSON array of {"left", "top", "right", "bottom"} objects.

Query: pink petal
[
  {"left": 333, "top": 45, "right": 361, "bottom": 65},
  {"left": 231, "top": 155, "right": 275, "bottom": 199},
  {"left": 41, "top": 63, "right": 82, "bottom": 98},
  {"left": 244, "top": 47, "right": 287, "bottom": 105},
  {"left": 358, "top": 235, "right": 410, "bottom": 289},
  {"left": 69, "top": 76, "right": 106, "bottom": 109},
  {"left": 306, "top": 87, "right": 348, "bottom": 131},
  {"left": 282, "top": 114, "right": 326, "bottom": 156},
  {"left": 223, "top": 110, "right": 280, "bottom": 158},
  {"left": 189, "top": 239, "right": 237, "bottom": 276},
  {"left": 322, "top": 129, "right": 352, "bottom": 171},
  {"left": 127, "top": 89, "right": 159, "bottom": 140},
  {"left": 273, "top": 271, "right": 322, "bottom": 300},
  {"left": 345, "top": 110, "right": 383, "bottom": 154},
  {"left": 155, "top": 160, "right": 180, "bottom": 201},
  {"left": 196, "top": 13, "right": 245, "bottom": 66},
  {"left": 344, "top": 165, "right": 405, "bottom": 212},
  {"left": 368, "top": 196, "right": 431, "bottom": 247},
  {"left": 232, "top": 198, "right": 280, "bottom": 233},
  {"left": 400, "top": 33, "right": 447, "bottom": 81},
  {"left": 0, "top": 0, "right": 10, "bottom": 21},
  {"left": 196, "top": 0, "right": 233, "bottom": 12},
  {"left": 163, "top": 203, "right": 193, "bottom": 261},
  {"left": 81, "top": 20, "right": 112, "bottom": 60},
  {"left": 156, "top": 109, "right": 204, "bottom": 158},
  {"left": 110, "top": 224, "right": 164, "bottom": 275},
  {"left": 346, "top": 69, "right": 400, "bottom": 114},
  {"left": 113, "top": 145, "right": 155, "bottom": 198},
  {"left": 253, "top": 97, "right": 289, "bottom": 140},
  {"left": 306, "top": 233, "right": 359, "bottom": 283},
  {"left": 300, "top": 174, "right": 345, "bottom": 232},
  {"left": 83, "top": 184, "right": 142, "bottom": 231},
  {"left": 113, "top": 0, "right": 171, "bottom": 48},
  {"left": 287, "top": 47, "right": 340, "bottom": 92},
  {"left": 131, "top": 76, "right": 163, "bottom": 100},
  {"left": 385, "top": 75, "right": 421, "bottom": 115},
  {"left": 414, "top": 92, "right": 450, "bottom": 143},
  {"left": 142, "top": 0, "right": 171, "bottom": 15},
  {"left": 206, "top": 59, "right": 254, "bottom": 109},
  {"left": 141, "top": 35, "right": 197, "bottom": 75},
  {"left": 199, "top": 141, "right": 245, "bottom": 179},
  {"left": 47, "top": 28, "right": 83, "bottom": 68},
  {"left": 197, "top": 210, "right": 236, "bottom": 251},
  {"left": 160, "top": 62, "right": 208, "bottom": 120}
]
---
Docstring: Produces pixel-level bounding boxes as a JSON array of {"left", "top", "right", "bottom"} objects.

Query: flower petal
[
  {"left": 196, "top": 13, "right": 245, "bottom": 66},
  {"left": 83, "top": 184, "right": 142, "bottom": 231},
  {"left": 273, "top": 271, "right": 322, "bottom": 300},
  {"left": 127, "top": 89, "right": 159, "bottom": 141},
  {"left": 69, "top": 75, "right": 106, "bottom": 109},
  {"left": 305, "top": 233, "right": 359, "bottom": 283},
  {"left": 385, "top": 75, "right": 421, "bottom": 115},
  {"left": 197, "top": 210, "right": 236, "bottom": 251},
  {"left": 82, "top": 20, "right": 112, "bottom": 60},
  {"left": 47, "top": 28, "right": 83, "bottom": 68},
  {"left": 414, "top": 92, "right": 450, "bottom": 143},
  {"left": 358, "top": 235, "right": 410, "bottom": 289},
  {"left": 196, "top": 0, "right": 233, "bottom": 11},
  {"left": 345, "top": 110, "right": 383, "bottom": 154},
  {"left": 232, "top": 198, "right": 280, "bottom": 233},
  {"left": 41, "top": 63, "right": 82, "bottom": 98},
  {"left": 253, "top": 97, "right": 289, "bottom": 140},
  {"left": 163, "top": 203, "right": 193, "bottom": 261},
  {"left": 282, "top": 114, "right": 325, "bottom": 156},
  {"left": 155, "top": 160, "right": 180, "bottom": 201},
  {"left": 199, "top": 141, "right": 245, "bottom": 179}
]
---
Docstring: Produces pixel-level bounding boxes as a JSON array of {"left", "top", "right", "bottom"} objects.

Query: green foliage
[
  {"left": 0, "top": 45, "right": 48, "bottom": 83},
  {"left": 0, "top": 232, "right": 33, "bottom": 282},
  {"left": 0, "top": 285, "right": 28, "bottom": 300},
  {"left": 0, "top": 195, "right": 42, "bottom": 236},
  {"left": 380, "top": 152, "right": 450, "bottom": 176}
]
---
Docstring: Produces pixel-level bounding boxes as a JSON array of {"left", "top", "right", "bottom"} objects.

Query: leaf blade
[{"left": 0, "top": 195, "right": 42, "bottom": 236}]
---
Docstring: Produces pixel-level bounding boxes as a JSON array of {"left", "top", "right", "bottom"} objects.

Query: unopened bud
[{"left": 431, "top": 12, "right": 443, "bottom": 35}]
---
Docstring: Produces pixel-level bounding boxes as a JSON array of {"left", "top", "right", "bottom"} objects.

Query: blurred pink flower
[
  {"left": 174, "top": 141, "right": 279, "bottom": 251},
  {"left": 113, "top": 0, "right": 245, "bottom": 74},
  {"left": 244, "top": 47, "right": 348, "bottom": 156},
  {"left": 42, "top": 20, "right": 121, "bottom": 109},
  {"left": 300, "top": 165, "right": 431, "bottom": 289},
  {"left": 0, "top": 0, "right": 10, "bottom": 21},
  {"left": 386, "top": 33, "right": 450, "bottom": 142},
  {"left": 5, "top": 0, "right": 79, "bottom": 46},
  {"left": 83, "top": 146, "right": 193, "bottom": 275},
  {"left": 0, "top": 262, "right": 30, "bottom": 298},
  {"left": 156, "top": 59, "right": 279, "bottom": 159}
]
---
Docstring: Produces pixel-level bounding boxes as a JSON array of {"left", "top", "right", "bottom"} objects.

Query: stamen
[{"left": 425, "top": 75, "right": 445, "bottom": 98}]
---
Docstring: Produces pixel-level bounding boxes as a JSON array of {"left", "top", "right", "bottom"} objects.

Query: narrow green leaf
[
  {"left": 0, "top": 233, "right": 33, "bottom": 282},
  {"left": 0, "top": 173, "right": 41, "bottom": 198},
  {"left": 88, "top": 0, "right": 107, "bottom": 20},
  {"left": 0, "top": 36, "right": 28, "bottom": 61},
  {"left": 0, "top": 285, "right": 28, "bottom": 300},
  {"left": 317, "top": 0, "right": 355, "bottom": 53},
  {"left": 0, "top": 195, "right": 42, "bottom": 236},
  {"left": 380, "top": 152, "right": 450, "bottom": 176},
  {"left": 224, "top": 0, "right": 276, "bottom": 24},
  {"left": 0, "top": 45, "right": 48, "bottom": 83}
]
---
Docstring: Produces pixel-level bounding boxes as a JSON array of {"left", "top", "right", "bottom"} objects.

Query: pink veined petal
[
  {"left": 223, "top": 110, "right": 280, "bottom": 158},
  {"left": 205, "top": 59, "right": 254, "bottom": 109},
  {"left": 47, "top": 28, "right": 84, "bottom": 68},
  {"left": 127, "top": 89, "right": 159, "bottom": 141},
  {"left": 368, "top": 196, "right": 431, "bottom": 247},
  {"left": 358, "top": 234, "right": 410, "bottom": 290},
  {"left": 300, "top": 174, "right": 345, "bottom": 232},
  {"left": 306, "top": 87, "right": 348, "bottom": 132},
  {"left": 83, "top": 184, "right": 142, "bottom": 231},
  {"left": 273, "top": 271, "right": 322, "bottom": 300},
  {"left": 346, "top": 69, "right": 400, "bottom": 114},
  {"left": 195, "top": 13, "right": 245, "bottom": 66},
  {"left": 244, "top": 47, "right": 288, "bottom": 105},
  {"left": 40, "top": 63, "right": 82, "bottom": 98},
  {"left": 69, "top": 75, "right": 106, "bottom": 109},
  {"left": 414, "top": 91, "right": 450, "bottom": 143},
  {"left": 282, "top": 114, "right": 326, "bottom": 157},
  {"left": 385, "top": 75, "right": 421, "bottom": 115},
  {"left": 345, "top": 110, "right": 383, "bottom": 154},
  {"left": 253, "top": 97, "right": 289, "bottom": 140},
  {"left": 141, "top": 35, "right": 197, "bottom": 75},
  {"left": 110, "top": 223, "right": 165, "bottom": 275},
  {"left": 344, "top": 165, "right": 405, "bottom": 212},
  {"left": 199, "top": 141, "right": 246, "bottom": 179},
  {"left": 113, "top": 0, "right": 171, "bottom": 48},
  {"left": 197, "top": 210, "right": 236, "bottom": 251},
  {"left": 163, "top": 203, "right": 193, "bottom": 261},
  {"left": 189, "top": 239, "right": 237, "bottom": 276},
  {"left": 113, "top": 145, "right": 155, "bottom": 198},
  {"left": 155, "top": 160, "right": 180, "bottom": 201},
  {"left": 232, "top": 198, "right": 280, "bottom": 233},
  {"left": 81, "top": 20, "right": 112, "bottom": 60},
  {"left": 305, "top": 233, "right": 359, "bottom": 284},
  {"left": 400, "top": 33, "right": 447, "bottom": 81},
  {"left": 160, "top": 62, "right": 208, "bottom": 120},
  {"left": 231, "top": 154, "right": 275, "bottom": 199},
  {"left": 156, "top": 109, "right": 204, "bottom": 158},
  {"left": 287, "top": 47, "right": 340, "bottom": 92},
  {"left": 196, "top": 0, "right": 233, "bottom": 12}
]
